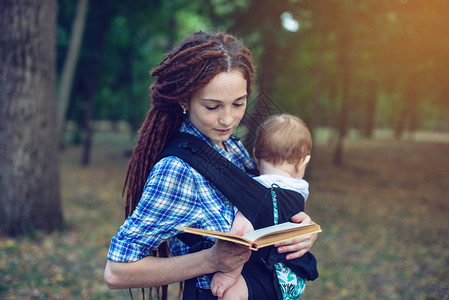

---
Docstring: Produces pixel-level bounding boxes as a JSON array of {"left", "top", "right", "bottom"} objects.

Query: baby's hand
[{"left": 231, "top": 211, "right": 254, "bottom": 235}]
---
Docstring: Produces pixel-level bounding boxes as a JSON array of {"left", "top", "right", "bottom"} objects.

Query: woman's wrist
[{"left": 202, "top": 245, "right": 221, "bottom": 274}]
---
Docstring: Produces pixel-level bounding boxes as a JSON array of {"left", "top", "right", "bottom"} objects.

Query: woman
[{"left": 104, "top": 31, "right": 317, "bottom": 299}]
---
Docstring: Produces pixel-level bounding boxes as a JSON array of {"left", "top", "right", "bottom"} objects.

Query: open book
[{"left": 176, "top": 222, "right": 322, "bottom": 251}]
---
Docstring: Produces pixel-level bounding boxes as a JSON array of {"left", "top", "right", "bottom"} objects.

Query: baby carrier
[{"left": 158, "top": 132, "right": 318, "bottom": 300}]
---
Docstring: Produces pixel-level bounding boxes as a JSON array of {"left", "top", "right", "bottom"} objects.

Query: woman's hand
[
  {"left": 274, "top": 211, "right": 318, "bottom": 260},
  {"left": 207, "top": 238, "right": 251, "bottom": 273}
]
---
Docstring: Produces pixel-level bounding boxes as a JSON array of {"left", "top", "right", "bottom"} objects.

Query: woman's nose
[{"left": 219, "top": 108, "right": 233, "bottom": 125}]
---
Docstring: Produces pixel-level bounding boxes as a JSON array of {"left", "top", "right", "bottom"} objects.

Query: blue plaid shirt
[{"left": 107, "top": 119, "right": 256, "bottom": 288}]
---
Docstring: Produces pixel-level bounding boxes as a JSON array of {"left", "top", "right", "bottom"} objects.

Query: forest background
[{"left": 1, "top": 0, "right": 448, "bottom": 299}]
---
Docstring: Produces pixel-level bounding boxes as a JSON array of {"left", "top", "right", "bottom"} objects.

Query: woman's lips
[{"left": 215, "top": 128, "right": 231, "bottom": 135}]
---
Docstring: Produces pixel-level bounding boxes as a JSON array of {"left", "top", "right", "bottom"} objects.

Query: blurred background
[{"left": 1, "top": 0, "right": 448, "bottom": 299}]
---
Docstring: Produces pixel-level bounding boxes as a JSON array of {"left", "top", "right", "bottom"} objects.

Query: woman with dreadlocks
[{"left": 104, "top": 31, "right": 317, "bottom": 299}]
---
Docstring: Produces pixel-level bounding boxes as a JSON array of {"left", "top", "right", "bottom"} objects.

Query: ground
[{"left": 1, "top": 128, "right": 448, "bottom": 299}]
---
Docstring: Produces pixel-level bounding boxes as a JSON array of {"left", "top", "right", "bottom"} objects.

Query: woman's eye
[
  {"left": 233, "top": 102, "right": 245, "bottom": 107},
  {"left": 205, "top": 105, "right": 219, "bottom": 110}
]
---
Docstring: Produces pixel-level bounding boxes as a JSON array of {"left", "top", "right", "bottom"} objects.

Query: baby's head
[{"left": 254, "top": 114, "right": 312, "bottom": 178}]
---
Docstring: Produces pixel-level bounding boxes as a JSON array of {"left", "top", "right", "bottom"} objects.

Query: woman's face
[{"left": 187, "top": 70, "right": 247, "bottom": 150}]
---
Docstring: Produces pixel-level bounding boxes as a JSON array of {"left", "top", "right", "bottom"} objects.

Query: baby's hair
[
  {"left": 123, "top": 31, "right": 255, "bottom": 218},
  {"left": 254, "top": 114, "right": 312, "bottom": 166}
]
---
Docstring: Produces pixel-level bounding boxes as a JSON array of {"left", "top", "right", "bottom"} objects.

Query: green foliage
[
  {"left": 56, "top": 0, "right": 449, "bottom": 148},
  {"left": 57, "top": 0, "right": 220, "bottom": 140}
]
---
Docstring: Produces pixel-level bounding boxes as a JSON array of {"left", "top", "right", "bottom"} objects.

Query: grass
[
  {"left": 1, "top": 126, "right": 449, "bottom": 299},
  {"left": 304, "top": 139, "right": 449, "bottom": 299}
]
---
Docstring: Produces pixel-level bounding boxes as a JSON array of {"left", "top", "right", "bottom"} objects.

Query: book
[{"left": 176, "top": 222, "right": 322, "bottom": 251}]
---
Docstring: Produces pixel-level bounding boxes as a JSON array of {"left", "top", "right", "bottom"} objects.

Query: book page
[
  {"left": 248, "top": 224, "right": 322, "bottom": 249},
  {"left": 243, "top": 222, "right": 317, "bottom": 243}
]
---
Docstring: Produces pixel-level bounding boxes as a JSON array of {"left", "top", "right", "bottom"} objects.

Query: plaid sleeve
[{"left": 107, "top": 156, "right": 204, "bottom": 262}]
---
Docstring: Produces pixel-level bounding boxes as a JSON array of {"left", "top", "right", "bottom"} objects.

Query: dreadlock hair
[
  {"left": 124, "top": 31, "right": 255, "bottom": 218},
  {"left": 122, "top": 31, "right": 255, "bottom": 299}
]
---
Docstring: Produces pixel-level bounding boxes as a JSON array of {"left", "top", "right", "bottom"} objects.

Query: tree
[
  {"left": 76, "top": 0, "right": 118, "bottom": 165},
  {"left": 334, "top": 13, "right": 352, "bottom": 167},
  {"left": 57, "top": 0, "right": 89, "bottom": 132},
  {"left": 223, "top": 0, "right": 299, "bottom": 151},
  {"left": 0, "top": 0, "right": 63, "bottom": 235}
]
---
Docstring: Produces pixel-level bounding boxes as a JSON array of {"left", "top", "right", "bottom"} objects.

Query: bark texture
[{"left": 0, "top": 0, "right": 62, "bottom": 235}]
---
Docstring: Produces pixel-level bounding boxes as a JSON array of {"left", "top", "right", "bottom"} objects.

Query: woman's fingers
[
  {"left": 274, "top": 211, "right": 318, "bottom": 259},
  {"left": 208, "top": 240, "right": 251, "bottom": 272},
  {"left": 275, "top": 232, "right": 318, "bottom": 260},
  {"left": 291, "top": 211, "right": 312, "bottom": 224}
]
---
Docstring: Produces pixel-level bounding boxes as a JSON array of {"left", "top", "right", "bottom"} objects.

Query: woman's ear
[
  {"left": 179, "top": 100, "right": 189, "bottom": 110},
  {"left": 178, "top": 101, "right": 189, "bottom": 115}
]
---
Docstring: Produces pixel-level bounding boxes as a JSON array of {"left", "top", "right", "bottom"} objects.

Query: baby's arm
[
  {"left": 211, "top": 265, "right": 243, "bottom": 298},
  {"left": 211, "top": 210, "right": 254, "bottom": 297}
]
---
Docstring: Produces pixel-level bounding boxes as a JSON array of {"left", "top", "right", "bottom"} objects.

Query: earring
[{"left": 182, "top": 106, "right": 187, "bottom": 115}]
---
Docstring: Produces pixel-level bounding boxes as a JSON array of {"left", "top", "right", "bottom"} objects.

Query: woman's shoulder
[
  {"left": 151, "top": 155, "right": 194, "bottom": 175},
  {"left": 144, "top": 156, "right": 199, "bottom": 193}
]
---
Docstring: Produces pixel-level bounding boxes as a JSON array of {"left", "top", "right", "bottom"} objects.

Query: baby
[{"left": 211, "top": 113, "right": 313, "bottom": 299}]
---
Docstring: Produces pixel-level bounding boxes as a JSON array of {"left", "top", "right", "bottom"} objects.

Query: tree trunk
[
  {"left": 395, "top": 76, "right": 418, "bottom": 140},
  {"left": 363, "top": 80, "right": 377, "bottom": 138},
  {"left": 242, "top": 33, "right": 279, "bottom": 152},
  {"left": 307, "top": 31, "right": 328, "bottom": 179},
  {"left": 57, "top": 0, "right": 89, "bottom": 130},
  {"left": 394, "top": 101, "right": 406, "bottom": 140},
  {"left": 310, "top": 31, "right": 327, "bottom": 135},
  {"left": 446, "top": 108, "right": 449, "bottom": 133},
  {"left": 0, "top": 0, "right": 63, "bottom": 235},
  {"left": 81, "top": 79, "right": 94, "bottom": 165},
  {"left": 407, "top": 77, "right": 419, "bottom": 137},
  {"left": 123, "top": 31, "right": 140, "bottom": 139},
  {"left": 76, "top": 0, "right": 115, "bottom": 165},
  {"left": 333, "top": 26, "right": 352, "bottom": 167}
]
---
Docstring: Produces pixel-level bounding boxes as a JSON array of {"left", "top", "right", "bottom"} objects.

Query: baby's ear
[
  {"left": 301, "top": 155, "right": 311, "bottom": 167},
  {"left": 252, "top": 148, "right": 257, "bottom": 159},
  {"left": 295, "top": 155, "right": 311, "bottom": 177},
  {"left": 252, "top": 149, "right": 260, "bottom": 166}
]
